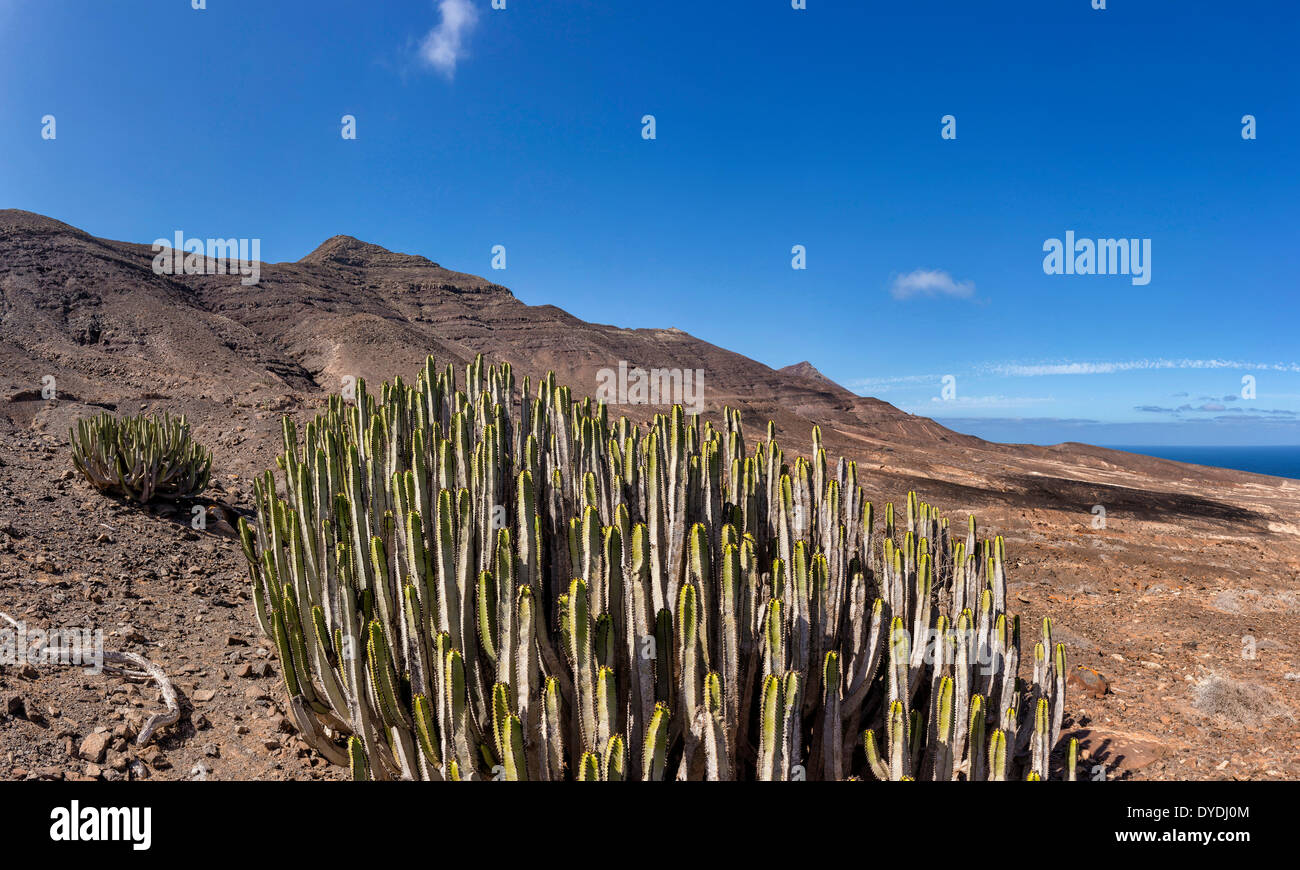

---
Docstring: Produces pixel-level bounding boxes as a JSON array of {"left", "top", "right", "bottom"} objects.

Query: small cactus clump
[
  {"left": 240, "top": 354, "right": 1069, "bottom": 781},
  {"left": 70, "top": 411, "right": 212, "bottom": 504}
]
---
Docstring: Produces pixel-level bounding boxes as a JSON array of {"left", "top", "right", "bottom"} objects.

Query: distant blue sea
[{"left": 1104, "top": 446, "right": 1300, "bottom": 480}]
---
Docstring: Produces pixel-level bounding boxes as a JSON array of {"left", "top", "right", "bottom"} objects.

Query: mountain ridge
[
  {"left": 3, "top": 208, "right": 1297, "bottom": 513},
  {"left": 0, "top": 209, "right": 966, "bottom": 458}
]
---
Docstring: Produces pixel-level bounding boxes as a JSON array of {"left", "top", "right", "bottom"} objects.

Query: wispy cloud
[
  {"left": 987, "top": 359, "right": 1300, "bottom": 377},
  {"left": 859, "top": 360, "right": 1300, "bottom": 387},
  {"left": 920, "top": 395, "right": 1055, "bottom": 409},
  {"left": 889, "top": 269, "right": 974, "bottom": 301},
  {"left": 845, "top": 373, "right": 945, "bottom": 392},
  {"left": 419, "top": 0, "right": 480, "bottom": 79},
  {"left": 1137, "top": 404, "right": 1296, "bottom": 418}
]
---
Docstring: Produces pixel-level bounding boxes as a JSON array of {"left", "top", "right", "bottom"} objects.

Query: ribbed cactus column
[
  {"left": 70, "top": 411, "right": 212, "bottom": 503},
  {"left": 238, "top": 352, "right": 1070, "bottom": 781}
]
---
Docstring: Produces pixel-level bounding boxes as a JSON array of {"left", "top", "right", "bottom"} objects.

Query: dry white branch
[
  {"left": 1, "top": 611, "right": 179, "bottom": 745},
  {"left": 101, "top": 650, "right": 180, "bottom": 745}
]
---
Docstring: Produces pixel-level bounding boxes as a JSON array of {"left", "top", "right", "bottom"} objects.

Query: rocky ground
[
  {"left": 976, "top": 499, "right": 1298, "bottom": 781},
  {"left": 2, "top": 412, "right": 1296, "bottom": 781},
  {"left": 0, "top": 428, "right": 342, "bottom": 781}
]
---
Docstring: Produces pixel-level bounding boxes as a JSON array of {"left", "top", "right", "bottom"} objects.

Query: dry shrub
[{"left": 1192, "top": 675, "right": 1291, "bottom": 727}]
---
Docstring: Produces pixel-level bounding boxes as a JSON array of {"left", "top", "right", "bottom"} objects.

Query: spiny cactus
[
  {"left": 70, "top": 411, "right": 212, "bottom": 503},
  {"left": 239, "top": 353, "right": 1071, "bottom": 780}
]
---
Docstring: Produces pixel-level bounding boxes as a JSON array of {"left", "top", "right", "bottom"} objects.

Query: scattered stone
[
  {"left": 193, "top": 688, "right": 216, "bottom": 703},
  {"left": 1068, "top": 666, "right": 1110, "bottom": 698},
  {"left": 1072, "top": 728, "right": 1167, "bottom": 772},
  {"left": 78, "top": 732, "right": 111, "bottom": 763},
  {"left": 2, "top": 694, "right": 25, "bottom": 718}
]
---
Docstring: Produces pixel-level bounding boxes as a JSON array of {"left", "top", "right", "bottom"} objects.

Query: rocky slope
[{"left": 1, "top": 209, "right": 1297, "bottom": 780}]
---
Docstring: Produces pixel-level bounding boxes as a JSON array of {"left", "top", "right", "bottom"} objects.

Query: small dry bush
[{"left": 1192, "top": 675, "right": 1290, "bottom": 728}]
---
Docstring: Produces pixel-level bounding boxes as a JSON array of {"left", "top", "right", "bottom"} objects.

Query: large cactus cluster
[
  {"left": 70, "top": 411, "right": 212, "bottom": 503},
  {"left": 239, "top": 353, "right": 1072, "bottom": 781}
]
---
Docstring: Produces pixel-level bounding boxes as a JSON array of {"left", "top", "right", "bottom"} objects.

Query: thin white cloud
[
  {"left": 889, "top": 269, "right": 975, "bottom": 301},
  {"left": 419, "top": 0, "right": 480, "bottom": 79},
  {"left": 849, "top": 358, "right": 1300, "bottom": 403},
  {"left": 1137, "top": 403, "right": 1296, "bottom": 417},
  {"left": 845, "top": 373, "right": 944, "bottom": 391},
  {"left": 921, "top": 395, "right": 1055, "bottom": 409},
  {"left": 987, "top": 359, "right": 1300, "bottom": 377}
]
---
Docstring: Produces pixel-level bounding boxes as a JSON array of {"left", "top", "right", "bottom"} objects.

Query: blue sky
[{"left": 2, "top": 0, "right": 1297, "bottom": 446}]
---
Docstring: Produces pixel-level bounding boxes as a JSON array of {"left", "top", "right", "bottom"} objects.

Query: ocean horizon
[{"left": 1102, "top": 445, "right": 1300, "bottom": 480}]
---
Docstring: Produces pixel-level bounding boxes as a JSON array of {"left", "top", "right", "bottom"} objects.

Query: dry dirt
[
  {"left": 0, "top": 429, "right": 343, "bottom": 781},
  {"left": 1, "top": 209, "right": 1297, "bottom": 781}
]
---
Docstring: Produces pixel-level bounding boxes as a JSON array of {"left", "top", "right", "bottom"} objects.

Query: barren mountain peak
[
  {"left": 782, "top": 359, "right": 824, "bottom": 377},
  {"left": 0, "top": 208, "right": 93, "bottom": 237},
  {"left": 779, "top": 360, "right": 847, "bottom": 393},
  {"left": 300, "top": 234, "right": 439, "bottom": 269}
]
